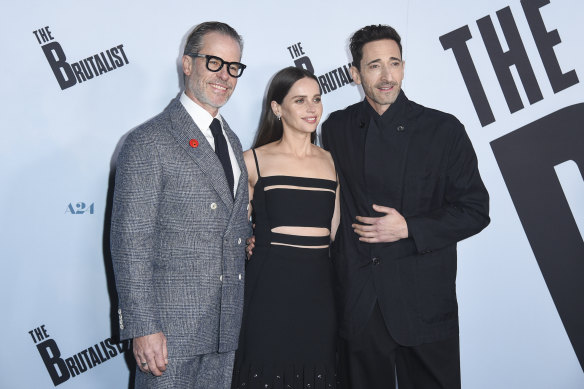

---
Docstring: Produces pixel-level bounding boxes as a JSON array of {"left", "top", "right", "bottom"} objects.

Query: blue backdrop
[{"left": 1, "top": 0, "right": 583, "bottom": 387}]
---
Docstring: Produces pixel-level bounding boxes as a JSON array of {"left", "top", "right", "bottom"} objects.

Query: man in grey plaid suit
[{"left": 111, "top": 21, "right": 251, "bottom": 388}]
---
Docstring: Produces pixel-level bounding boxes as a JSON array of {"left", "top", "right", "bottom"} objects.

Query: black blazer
[{"left": 322, "top": 91, "right": 490, "bottom": 346}]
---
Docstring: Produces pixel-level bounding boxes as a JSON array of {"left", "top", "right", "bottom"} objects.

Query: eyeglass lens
[{"left": 206, "top": 56, "right": 244, "bottom": 77}]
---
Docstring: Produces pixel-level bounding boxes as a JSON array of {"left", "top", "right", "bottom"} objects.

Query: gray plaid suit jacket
[{"left": 111, "top": 97, "right": 251, "bottom": 357}]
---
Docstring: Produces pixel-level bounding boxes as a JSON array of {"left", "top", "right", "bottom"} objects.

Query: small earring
[{"left": 276, "top": 113, "right": 281, "bottom": 121}]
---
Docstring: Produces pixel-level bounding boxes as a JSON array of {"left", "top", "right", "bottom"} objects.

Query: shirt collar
[
  {"left": 179, "top": 92, "right": 222, "bottom": 132},
  {"left": 364, "top": 89, "right": 406, "bottom": 126}
]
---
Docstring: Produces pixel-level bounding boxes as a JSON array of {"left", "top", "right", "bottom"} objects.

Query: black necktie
[{"left": 209, "top": 118, "right": 234, "bottom": 197}]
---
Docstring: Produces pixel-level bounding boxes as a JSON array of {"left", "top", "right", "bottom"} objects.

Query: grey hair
[{"left": 184, "top": 21, "right": 243, "bottom": 56}]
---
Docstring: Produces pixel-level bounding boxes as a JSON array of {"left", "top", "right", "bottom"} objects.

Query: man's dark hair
[
  {"left": 349, "top": 24, "right": 402, "bottom": 70},
  {"left": 184, "top": 21, "right": 243, "bottom": 56}
]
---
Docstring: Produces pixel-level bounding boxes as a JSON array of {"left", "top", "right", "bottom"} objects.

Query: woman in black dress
[{"left": 232, "top": 67, "right": 340, "bottom": 389}]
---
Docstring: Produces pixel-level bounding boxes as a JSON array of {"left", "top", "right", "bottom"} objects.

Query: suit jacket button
[
  {"left": 117, "top": 308, "right": 122, "bottom": 314},
  {"left": 372, "top": 257, "right": 380, "bottom": 265},
  {"left": 119, "top": 324, "right": 124, "bottom": 330},
  {"left": 211, "top": 202, "right": 217, "bottom": 210},
  {"left": 219, "top": 275, "right": 223, "bottom": 282},
  {"left": 238, "top": 238, "right": 242, "bottom": 244},
  {"left": 239, "top": 273, "right": 242, "bottom": 280}
]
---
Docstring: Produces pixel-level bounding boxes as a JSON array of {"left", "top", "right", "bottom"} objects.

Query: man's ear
[
  {"left": 350, "top": 65, "right": 361, "bottom": 85},
  {"left": 182, "top": 55, "right": 193, "bottom": 77}
]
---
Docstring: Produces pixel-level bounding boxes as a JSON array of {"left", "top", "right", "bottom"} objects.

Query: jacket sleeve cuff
[{"left": 116, "top": 308, "right": 162, "bottom": 340}]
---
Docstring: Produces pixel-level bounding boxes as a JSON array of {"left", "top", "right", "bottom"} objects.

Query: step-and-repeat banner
[{"left": 1, "top": 0, "right": 582, "bottom": 388}]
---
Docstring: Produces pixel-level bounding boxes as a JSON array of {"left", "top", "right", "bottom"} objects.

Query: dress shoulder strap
[{"left": 251, "top": 148, "right": 262, "bottom": 178}]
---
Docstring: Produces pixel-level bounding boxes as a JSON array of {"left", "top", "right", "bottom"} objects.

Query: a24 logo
[{"left": 65, "top": 202, "right": 94, "bottom": 215}]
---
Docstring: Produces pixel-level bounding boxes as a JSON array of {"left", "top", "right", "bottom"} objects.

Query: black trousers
[{"left": 339, "top": 303, "right": 461, "bottom": 389}]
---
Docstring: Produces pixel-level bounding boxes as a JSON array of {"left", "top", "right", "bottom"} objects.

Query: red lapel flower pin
[{"left": 189, "top": 139, "right": 199, "bottom": 148}]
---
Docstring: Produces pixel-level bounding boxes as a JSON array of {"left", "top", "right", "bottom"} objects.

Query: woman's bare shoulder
[
  {"left": 311, "top": 144, "right": 334, "bottom": 163},
  {"left": 309, "top": 145, "right": 336, "bottom": 179},
  {"left": 243, "top": 149, "right": 256, "bottom": 164}
]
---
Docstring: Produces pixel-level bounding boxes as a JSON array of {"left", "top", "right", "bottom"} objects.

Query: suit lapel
[
  {"left": 346, "top": 101, "right": 370, "bottom": 191},
  {"left": 222, "top": 119, "right": 246, "bottom": 199},
  {"left": 166, "top": 98, "right": 234, "bottom": 208},
  {"left": 223, "top": 119, "right": 248, "bottom": 232}
]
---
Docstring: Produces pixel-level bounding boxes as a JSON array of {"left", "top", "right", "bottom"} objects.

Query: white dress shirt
[{"left": 180, "top": 92, "right": 241, "bottom": 196}]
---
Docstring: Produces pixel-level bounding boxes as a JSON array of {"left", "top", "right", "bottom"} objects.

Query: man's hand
[
  {"left": 353, "top": 204, "right": 408, "bottom": 243},
  {"left": 133, "top": 332, "right": 168, "bottom": 376},
  {"left": 246, "top": 235, "right": 256, "bottom": 260}
]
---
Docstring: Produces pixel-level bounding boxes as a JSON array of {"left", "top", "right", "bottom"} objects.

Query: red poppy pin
[{"left": 189, "top": 139, "right": 199, "bottom": 148}]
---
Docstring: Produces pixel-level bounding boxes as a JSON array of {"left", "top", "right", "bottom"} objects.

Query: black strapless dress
[{"left": 232, "top": 150, "right": 338, "bottom": 389}]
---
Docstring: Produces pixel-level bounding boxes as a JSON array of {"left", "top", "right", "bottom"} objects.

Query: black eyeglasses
[{"left": 187, "top": 53, "right": 247, "bottom": 78}]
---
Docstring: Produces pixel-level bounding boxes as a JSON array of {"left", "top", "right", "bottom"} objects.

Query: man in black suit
[{"left": 321, "top": 24, "right": 490, "bottom": 389}]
